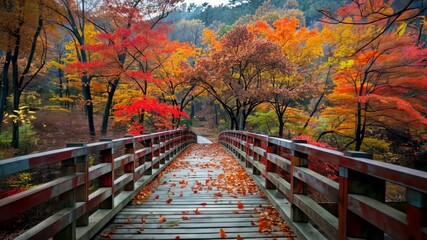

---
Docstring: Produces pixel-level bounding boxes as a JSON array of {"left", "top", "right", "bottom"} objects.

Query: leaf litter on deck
[{"left": 99, "top": 143, "right": 294, "bottom": 239}]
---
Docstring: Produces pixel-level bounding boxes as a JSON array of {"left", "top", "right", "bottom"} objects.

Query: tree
[
  {"left": 153, "top": 43, "right": 204, "bottom": 128},
  {"left": 249, "top": 17, "right": 323, "bottom": 137},
  {"left": 193, "top": 26, "right": 294, "bottom": 130},
  {"left": 0, "top": 0, "right": 48, "bottom": 149},
  {"left": 90, "top": 0, "right": 182, "bottom": 136},
  {"left": 321, "top": 21, "right": 427, "bottom": 152},
  {"left": 48, "top": 0, "right": 98, "bottom": 137}
]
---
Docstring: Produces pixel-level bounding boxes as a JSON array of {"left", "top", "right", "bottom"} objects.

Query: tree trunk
[
  {"left": 355, "top": 102, "right": 363, "bottom": 151},
  {"left": 278, "top": 120, "right": 284, "bottom": 138},
  {"left": 101, "top": 79, "right": 119, "bottom": 136},
  {"left": 12, "top": 49, "right": 20, "bottom": 149},
  {"left": 82, "top": 74, "right": 95, "bottom": 136},
  {"left": 0, "top": 51, "right": 12, "bottom": 131}
]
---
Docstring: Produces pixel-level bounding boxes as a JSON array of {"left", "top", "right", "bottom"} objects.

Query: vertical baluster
[
  {"left": 253, "top": 137, "right": 261, "bottom": 175},
  {"left": 265, "top": 138, "right": 277, "bottom": 190},
  {"left": 406, "top": 189, "right": 427, "bottom": 239},
  {"left": 124, "top": 136, "right": 135, "bottom": 191},
  {"left": 99, "top": 140, "right": 114, "bottom": 209},
  {"left": 339, "top": 151, "right": 383, "bottom": 239},
  {"left": 54, "top": 143, "right": 86, "bottom": 240},
  {"left": 290, "top": 140, "right": 308, "bottom": 222},
  {"left": 143, "top": 137, "right": 153, "bottom": 175}
]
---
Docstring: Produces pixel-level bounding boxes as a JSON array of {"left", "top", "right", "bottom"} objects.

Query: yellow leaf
[{"left": 396, "top": 22, "right": 407, "bottom": 37}]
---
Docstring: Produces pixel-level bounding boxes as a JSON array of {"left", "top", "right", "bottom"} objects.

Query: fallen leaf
[
  {"left": 158, "top": 215, "right": 167, "bottom": 223},
  {"left": 175, "top": 236, "right": 181, "bottom": 240},
  {"left": 214, "top": 192, "right": 223, "bottom": 198},
  {"left": 181, "top": 216, "right": 190, "bottom": 220},
  {"left": 194, "top": 208, "right": 201, "bottom": 215},
  {"left": 237, "top": 201, "right": 244, "bottom": 209},
  {"left": 237, "top": 234, "right": 244, "bottom": 240},
  {"left": 126, "top": 216, "right": 131, "bottom": 223},
  {"left": 141, "top": 217, "right": 146, "bottom": 224},
  {"left": 179, "top": 191, "right": 183, "bottom": 197},
  {"left": 233, "top": 210, "right": 240, "bottom": 214},
  {"left": 154, "top": 195, "right": 160, "bottom": 200},
  {"left": 182, "top": 211, "right": 189, "bottom": 214},
  {"left": 166, "top": 198, "right": 173, "bottom": 204},
  {"left": 219, "top": 228, "right": 227, "bottom": 238},
  {"left": 201, "top": 202, "right": 207, "bottom": 206}
]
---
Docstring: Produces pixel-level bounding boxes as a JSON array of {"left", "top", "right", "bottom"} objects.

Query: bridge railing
[
  {"left": 219, "top": 130, "right": 427, "bottom": 240},
  {"left": 0, "top": 129, "right": 196, "bottom": 240}
]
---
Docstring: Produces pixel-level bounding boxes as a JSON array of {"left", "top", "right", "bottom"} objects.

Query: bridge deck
[{"left": 97, "top": 143, "right": 295, "bottom": 239}]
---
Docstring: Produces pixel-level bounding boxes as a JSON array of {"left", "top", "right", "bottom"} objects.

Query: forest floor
[{"left": 0, "top": 101, "right": 221, "bottom": 158}]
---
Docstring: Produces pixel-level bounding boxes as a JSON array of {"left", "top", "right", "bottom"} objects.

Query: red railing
[
  {"left": 219, "top": 130, "right": 427, "bottom": 240},
  {"left": 0, "top": 129, "right": 196, "bottom": 240}
]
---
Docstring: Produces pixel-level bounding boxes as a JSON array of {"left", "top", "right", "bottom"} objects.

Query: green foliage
[
  {"left": 0, "top": 123, "right": 39, "bottom": 155},
  {"left": 247, "top": 111, "right": 279, "bottom": 135}
]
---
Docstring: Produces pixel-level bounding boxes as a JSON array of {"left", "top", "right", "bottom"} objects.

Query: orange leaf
[
  {"left": 194, "top": 208, "right": 201, "bottom": 215},
  {"left": 233, "top": 210, "right": 240, "bottom": 214},
  {"left": 175, "top": 236, "right": 181, "bottom": 240},
  {"left": 237, "top": 234, "right": 244, "bottom": 240},
  {"left": 158, "top": 215, "right": 167, "bottom": 223},
  {"left": 237, "top": 201, "right": 244, "bottom": 209},
  {"left": 166, "top": 198, "right": 173, "bottom": 204},
  {"left": 214, "top": 192, "right": 223, "bottom": 198},
  {"left": 219, "top": 228, "right": 227, "bottom": 238},
  {"left": 141, "top": 217, "right": 146, "bottom": 224},
  {"left": 181, "top": 216, "right": 190, "bottom": 220},
  {"left": 126, "top": 216, "right": 131, "bottom": 223}
]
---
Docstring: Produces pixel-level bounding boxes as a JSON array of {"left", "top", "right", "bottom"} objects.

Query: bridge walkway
[{"left": 97, "top": 143, "right": 295, "bottom": 239}]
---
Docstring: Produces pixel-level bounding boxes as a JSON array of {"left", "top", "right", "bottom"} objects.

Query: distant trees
[{"left": 193, "top": 26, "right": 294, "bottom": 130}]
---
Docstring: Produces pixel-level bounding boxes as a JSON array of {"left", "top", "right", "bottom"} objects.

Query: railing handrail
[
  {"left": 0, "top": 129, "right": 197, "bottom": 240},
  {"left": 219, "top": 130, "right": 427, "bottom": 240}
]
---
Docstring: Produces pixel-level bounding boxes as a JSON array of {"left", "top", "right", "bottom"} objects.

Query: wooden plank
[
  {"left": 0, "top": 173, "right": 85, "bottom": 221},
  {"left": 99, "top": 145, "right": 295, "bottom": 240},
  {"left": 293, "top": 167, "right": 338, "bottom": 201},
  {"left": 348, "top": 194, "right": 410, "bottom": 240},
  {"left": 267, "top": 153, "right": 291, "bottom": 173},
  {"left": 293, "top": 194, "right": 338, "bottom": 239},
  {"left": 267, "top": 173, "right": 291, "bottom": 197}
]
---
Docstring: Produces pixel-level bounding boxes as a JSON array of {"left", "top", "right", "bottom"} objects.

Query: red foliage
[
  {"left": 0, "top": 187, "right": 26, "bottom": 199},
  {"left": 113, "top": 97, "right": 189, "bottom": 135},
  {"left": 292, "top": 135, "right": 339, "bottom": 181}
]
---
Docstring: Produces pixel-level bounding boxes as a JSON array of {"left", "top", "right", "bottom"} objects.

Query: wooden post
[
  {"left": 406, "top": 189, "right": 427, "bottom": 240},
  {"left": 165, "top": 134, "right": 171, "bottom": 161},
  {"left": 143, "top": 137, "right": 153, "bottom": 175},
  {"left": 339, "top": 151, "right": 384, "bottom": 239},
  {"left": 124, "top": 136, "right": 135, "bottom": 191},
  {"left": 245, "top": 137, "right": 253, "bottom": 169},
  {"left": 99, "top": 139, "right": 114, "bottom": 209},
  {"left": 54, "top": 143, "right": 87, "bottom": 240},
  {"left": 265, "top": 139, "right": 277, "bottom": 190},
  {"left": 153, "top": 136, "right": 160, "bottom": 169},
  {"left": 253, "top": 137, "right": 261, "bottom": 175},
  {"left": 290, "top": 140, "right": 308, "bottom": 222}
]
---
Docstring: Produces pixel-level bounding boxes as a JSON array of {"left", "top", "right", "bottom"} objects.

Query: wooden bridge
[{"left": 0, "top": 129, "right": 426, "bottom": 239}]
